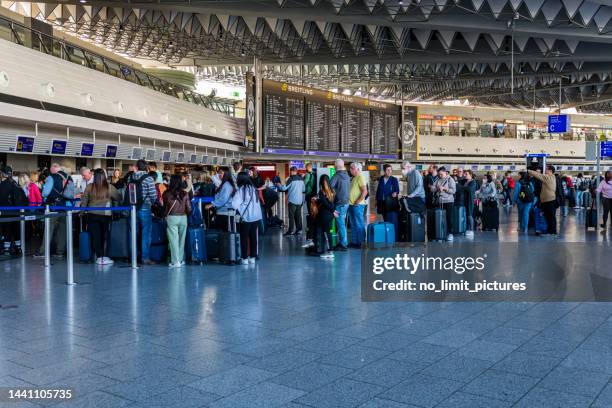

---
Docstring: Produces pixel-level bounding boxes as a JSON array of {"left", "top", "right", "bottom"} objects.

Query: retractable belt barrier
[
  {"left": 0, "top": 204, "right": 139, "bottom": 285},
  {"left": 2, "top": 197, "right": 214, "bottom": 286}
]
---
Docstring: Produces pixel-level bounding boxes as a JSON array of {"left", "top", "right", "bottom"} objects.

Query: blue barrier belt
[
  {"left": 191, "top": 197, "right": 213, "bottom": 203},
  {"left": 0, "top": 206, "right": 46, "bottom": 211},
  {"left": 49, "top": 206, "right": 132, "bottom": 212}
]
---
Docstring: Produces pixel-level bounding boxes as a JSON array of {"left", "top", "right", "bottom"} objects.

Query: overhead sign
[
  {"left": 601, "top": 141, "right": 612, "bottom": 158},
  {"left": 80, "top": 143, "right": 94, "bottom": 157},
  {"left": 289, "top": 160, "right": 305, "bottom": 169},
  {"left": 51, "top": 139, "right": 67, "bottom": 155},
  {"left": 16, "top": 136, "right": 35, "bottom": 153},
  {"left": 161, "top": 151, "right": 171, "bottom": 162},
  {"left": 548, "top": 114, "right": 570, "bottom": 133},
  {"left": 131, "top": 147, "right": 143, "bottom": 160},
  {"left": 105, "top": 145, "right": 117, "bottom": 158}
]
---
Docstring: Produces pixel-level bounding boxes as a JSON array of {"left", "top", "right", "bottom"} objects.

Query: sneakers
[
  {"left": 301, "top": 240, "right": 314, "bottom": 248},
  {"left": 465, "top": 231, "right": 474, "bottom": 239},
  {"left": 447, "top": 234, "right": 454, "bottom": 242},
  {"left": 333, "top": 244, "right": 348, "bottom": 251},
  {"left": 320, "top": 252, "right": 334, "bottom": 259},
  {"left": 248, "top": 257, "right": 256, "bottom": 264},
  {"left": 240, "top": 258, "right": 249, "bottom": 265},
  {"left": 95, "top": 257, "right": 105, "bottom": 265},
  {"left": 283, "top": 231, "right": 295, "bottom": 237},
  {"left": 103, "top": 257, "right": 114, "bottom": 265},
  {"left": 33, "top": 252, "right": 45, "bottom": 258},
  {"left": 169, "top": 262, "right": 181, "bottom": 268}
]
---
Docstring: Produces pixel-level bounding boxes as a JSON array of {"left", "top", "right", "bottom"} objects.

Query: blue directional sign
[
  {"left": 548, "top": 114, "right": 570, "bottom": 133},
  {"left": 16, "top": 136, "right": 35, "bottom": 153},
  {"left": 80, "top": 143, "right": 94, "bottom": 157},
  {"left": 105, "top": 145, "right": 117, "bottom": 158},
  {"left": 51, "top": 140, "right": 67, "bottom": 155},
  {"left": 601, "top": 141, "right": 612, "bottom": 158}
]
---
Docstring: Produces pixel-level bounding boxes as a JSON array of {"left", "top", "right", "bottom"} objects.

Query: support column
[{"left": 254, "top": 57, "right": 263, "bottom": 154}]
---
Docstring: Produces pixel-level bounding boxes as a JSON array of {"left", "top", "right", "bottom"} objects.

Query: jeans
[
  {"left": 240, "top": 221, "right": 259, "bottom": 258},
  {"left": 288, "top": 203, "right": 303, "bottom": 233},
  {"left": 517, "top": 202, "right": 532, "bottom": 232},
  {"left": 575, "top": 190, "right": 584, "bottom": 207},
  {"left": 383, "top": 211, "right": 399, "bottom": 240},
  {"left": 335, "top": 204, "right": 349, "bottom": 247},
  {"left": 166, "top": 215, "right": 187, "bottom": 265},
  {"left": 87, "top": 214, "right": 111, "bottom": 258},
  {"left": 348, "top": 204, "right": 366, "bottom": 245},
  {"left": 138, "top": 207, "right": 153, "bottom": 261}
]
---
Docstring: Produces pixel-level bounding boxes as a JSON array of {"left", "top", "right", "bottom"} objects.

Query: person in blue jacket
[
  {"left": 205, "top": 172, "right": 237, "bottom": 231},
  {"left": 514, "top": 171, "right": 536, "bottom": 233},
  {"left": 375, "top": 164, "right": 400, "bottom": 239}
]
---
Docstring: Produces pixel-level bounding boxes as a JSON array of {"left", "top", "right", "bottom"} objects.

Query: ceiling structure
[{"left": 5, "top": 0, "right": 612, "bottom": 112}]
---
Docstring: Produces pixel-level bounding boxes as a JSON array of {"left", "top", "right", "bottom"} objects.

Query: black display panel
[
  {"left": 341, "top": 106, "right": 370, "bottom": 154},
  {"left": 263, "top": 86, "right": 304, "bottom": 150},
  {"left": 306, "top": 100, "right": 339, "bottom": 152},
  {"left": 372, "top": 110, "right": 398, "bottom": 155}
]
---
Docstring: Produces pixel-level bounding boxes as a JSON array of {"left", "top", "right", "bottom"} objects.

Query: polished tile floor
[{"left": 1, "top": 208, "right": 612, "bottom": 407}]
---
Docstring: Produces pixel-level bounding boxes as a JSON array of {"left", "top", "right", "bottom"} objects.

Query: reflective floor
[{"left": 1, "top": 208, "right": 612, "bottom": 407}]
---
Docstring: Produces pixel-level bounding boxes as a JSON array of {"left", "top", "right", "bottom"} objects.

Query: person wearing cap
[
  {"left": 0, "top": 166, "right": 28, "bottom": 255},
  {"left": 276, "top": 166, "right": 305, "bottom": 236}
]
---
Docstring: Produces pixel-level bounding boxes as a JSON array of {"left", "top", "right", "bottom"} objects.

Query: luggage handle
[{"left": 227, "top": 209, "right": 238, "bottom": 233}]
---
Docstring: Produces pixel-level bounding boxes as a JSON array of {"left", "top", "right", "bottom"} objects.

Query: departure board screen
[
  {"left": 259, "top": 79, "right": 401, "bottom": 157},
  {"left": 341, "top": 105, "right": 370, "bottom": 154},
  {"left": 306, "top": 100, "right": 339, "bottom": 152},
  {"left": 372, "top": 109, "right": 399, "bottom": 155},
  {"left": 263, "top": 82, "right": 305, "bottom": 150}
]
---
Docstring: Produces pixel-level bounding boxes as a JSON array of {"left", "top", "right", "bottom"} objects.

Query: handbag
[{"left": 385, "top": 196, "right": 400, "bottom": 212}]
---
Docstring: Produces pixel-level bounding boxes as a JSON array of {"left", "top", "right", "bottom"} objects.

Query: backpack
[
  {"left": 518, "top": 180, "right": 534, "bottom": 203},
  {"left": 507, "top": 177, "right": 515, "bottom": 189},
  {"left": 8, "top": 181, "right": 28, "bottom": 208},
  {"left": 45, "top": 173, "right": 70, "bottom": 205},
  {"left": 123, "top": 173, "right": 153, "bottom": 209},
  {"left": 578, "top": 178, "right": 588, "bottom": 192}
]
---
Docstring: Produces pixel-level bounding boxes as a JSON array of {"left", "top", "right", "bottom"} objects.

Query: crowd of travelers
[{"left": 0, "top": 158, "right": 610, "bottom": 264}]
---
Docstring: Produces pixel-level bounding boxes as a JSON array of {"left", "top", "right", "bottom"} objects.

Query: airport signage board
[
  {"left": 105, "top": 145, "right": 117, "bottom": 158},
  {"left": 80, "top": 143, "right": 94, "bottom": 157},
  {"left": 51, "top": 139, "right": 67, "bottom": 155},
  {"left": 601, "top": 141, "right": 612, "bottom": 158},
  {"left": 547, "top": 114, "right": 570, "bottom": 133},
  {"left": 259, "top": 78, "right": 403, "bottom": 158},
  {"left": 289, "top": 160, "right": 305, "bottom": 169},
  {"left": 16, "top": 136, "right": 35, "bottom": 153},
  {"left": 131, "top": 147, "right": 143, "bottom": 160},
  {"left": 161, "top": 151, "right": 171, "bottom": 162}
]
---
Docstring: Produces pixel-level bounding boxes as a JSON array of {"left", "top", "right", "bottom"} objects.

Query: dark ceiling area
[{"left": 16, "top": 0, "right": 612, "bottom": 112}]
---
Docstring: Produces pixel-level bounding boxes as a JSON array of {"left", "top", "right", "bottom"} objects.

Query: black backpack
[
  {"left": 123, "top": 173, "right": 153, "bottom": 209},
  {"left": 518, "top": 180, "right": 534, "bottom": 203},
  {"left": 45, "top": 173, "right": 70, "bottom": 206}
]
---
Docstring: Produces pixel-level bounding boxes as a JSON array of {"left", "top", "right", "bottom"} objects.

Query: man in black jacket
[{"left": 0, "top": 166, "right": 27, "bottom": 255}]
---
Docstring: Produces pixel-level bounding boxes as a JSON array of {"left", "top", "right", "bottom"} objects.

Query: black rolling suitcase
[
  {"left": 586, "top": 202, "right": 597, "bottom": 229},
  {"left": 481, "top": 201, "right": 499, "bottom": 231},
  {"left": 108, "top": 217, "right": 130, "bottom": 259},
  {"left": 427, "top": 205, "right": 447, "bottom": 241},
  {"left": 219, "top": 210, "right": 241, "bottom": 264},
  {"left": 451, "top": 206, "right": 467, "bottom": 235}
]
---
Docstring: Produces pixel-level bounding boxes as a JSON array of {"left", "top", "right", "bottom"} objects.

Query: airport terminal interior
[{"left": 2, "top": 0, "right": 612, "bottom": 407}]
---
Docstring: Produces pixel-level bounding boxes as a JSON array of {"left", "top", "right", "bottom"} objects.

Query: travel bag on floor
[
  {"left": 367, "top": 222, "right": 395, "bottom": 245},
  {"left": 481, "top": 205, "right": 499, "bottom": 231},
  {"left": 79, "top": 218, "right": 92, "bottom": 262},
  {"left": 427, "top": 208, "right": 447, "bottom": 241},
  {"left": 404, "top": 213, "right": 426, "bottom": 242},
  {"left": 451, "top": 206, "right": 467, "bottom": 235},
  {"left": 150, "top": 217, "right": 168, "bottom": 263},
  {"left": 186, "top": 226, "right": 206, "bottom": 263},
  {"left": 219, "top": 210, "right": 241, "bottom": 264},
  {"left": 586, "top": 205, "right": 598, "bottom": 229},
  {"left": 108, "top": 217, "right": 130, "bottom": 259},
  {"left": 533, "top": 207, "right": 547, "bottom": 233}
]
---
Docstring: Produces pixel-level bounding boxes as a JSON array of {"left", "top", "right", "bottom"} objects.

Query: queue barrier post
[
  {"left": 44, "top": 205, "right": 50, "bottom": 268},
  {"left": 66, "top": 209, "right": 75, "bottom": 285},
  {"left": 130, "top": 205, "right": 138, "bottom": 270},
  {"left": 19, "top": 209, "right": 25, "bottom": 257}
]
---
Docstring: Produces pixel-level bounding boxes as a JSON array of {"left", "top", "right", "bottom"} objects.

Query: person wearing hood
[
  {"left": 329, "top": 158, "right": 350, "bottom": 251},
  {"left": 276, "top": 166, "right": 305, "bottom": 236}
]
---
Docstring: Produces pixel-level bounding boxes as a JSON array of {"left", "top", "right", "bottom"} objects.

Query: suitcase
[
  {"left": 149, "top": 218, "right": 168, "bottom": 263},
  {"left": 481, "top": 205, "right": 499, "bottom": 231},
  {"left": 583, "top": 192, "right": 593, "bottom": 208},
  {"left": 219, "top": 210, "right": 241, "bottom": 264},
  {"left": 108, "top": 218, "right": 130, "bottom": 259},
  {"left": 367, "top": 222, "right": 395, "bottom": 245},
  {"left": 427, "top": 208, "right": 447, "bottom": 241},
  {"left": 586, "top": 208, "right": 598, "bottom": 229},
  {"left": 79, "top": 230, "right": 92, "bottom": 262},
  {"left": 534, "top": 207, "right": 547, "bottom": 233},
  {"left": 451, "top": 206, "right": 467, "bottom": 235},
  {"left": 186, "top": 226, "right": 206, "bottom": 263},
  {"left": 205, "top": 229, "right": 221, "bottom": 260},
  {"left": 400, "top": 213, "right": 426, "bottom": 242}
]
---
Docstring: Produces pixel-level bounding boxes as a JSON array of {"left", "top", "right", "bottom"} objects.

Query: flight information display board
[
  {"left": 306, "top": 99, "right": 340, "bottom": 152},
  {"left": 371, "top": 104, "right": 399, "bottom": 156},
  {"left": 259, "top": 79, "right": 400, "bottom": 158},
  {"left": 341, "top": 104, "right": 371, "bottom": 155},
  {"left": 263, "top": 80, "right": 305, "bottom": 150}
]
